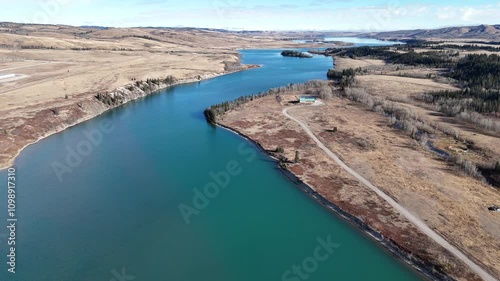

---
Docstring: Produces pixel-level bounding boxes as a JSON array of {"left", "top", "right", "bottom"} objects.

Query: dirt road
[{"left": 283, "top": 106, "right": 498, "bottom": 281}]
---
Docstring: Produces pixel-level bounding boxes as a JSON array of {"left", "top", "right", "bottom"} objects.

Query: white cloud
[
  {"left": 436, "top": 4, "right": 500, "bottom": 22},
  {"left": 436, "top": 7, "right": 456, "bottom": 20},
  {"left": 2, "top": 1, "right": 500, "bottom": 31}
]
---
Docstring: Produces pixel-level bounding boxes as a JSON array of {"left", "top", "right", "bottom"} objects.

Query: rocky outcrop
[{"left": 95, "top": 76, "right": 177, "bottom": 107}]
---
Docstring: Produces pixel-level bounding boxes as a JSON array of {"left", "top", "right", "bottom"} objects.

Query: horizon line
[{"left": 2, "top": 21, "right": 499, "bottom": 33}]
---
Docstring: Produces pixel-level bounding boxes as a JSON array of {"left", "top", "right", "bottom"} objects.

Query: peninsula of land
[
  {"left": 208, "top": 39, "right": 500, "bottom": 281},
  {"left": 0, "top": 23, "right": 324, "bottom": 169}
]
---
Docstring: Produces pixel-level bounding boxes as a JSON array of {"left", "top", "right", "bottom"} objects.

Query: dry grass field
[
  {"left": 0, "top": 23, "right": 308, "bottom": 113},
  {"left": 2, "top": 22, "right": 499, "bottom": 279},
  {"left": 0, "top": 23, "right": 312, "bottom": 169},
  {"left": 216, "top": 43, "right": 500, "bottom": 279},
  {"left": 333, "top": 56, "right": 500, "bottom": 163},
  {"left": 219, "top": 87, "right": 500, "bottom": 280},
  {"left": 334, "top": 56, "right": 386, "bottom": 70}
]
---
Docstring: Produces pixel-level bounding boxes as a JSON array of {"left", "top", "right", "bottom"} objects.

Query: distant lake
[{"left": 294, "top": 37, "right": 403, "bottom": 46}]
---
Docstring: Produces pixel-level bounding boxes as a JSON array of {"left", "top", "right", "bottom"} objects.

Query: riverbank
[
  {"left": 1, "top": 23, "right": 321, "bottom": 170},
  {"left": 217, "top": 122, "right": 478, "bottom": 281},
  {"left": 0, "top": 64, "right": 259, "bottom": 170},
  {"left": 218, "top": 121, "right": 454, "bottom": 281},
  {"left": 214, "top": 83, "right": 500, "bottom": 280}
]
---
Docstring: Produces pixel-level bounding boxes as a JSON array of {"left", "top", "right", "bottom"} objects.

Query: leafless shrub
[
  {"left": 319, "top": 85, "right": 333, "bottom": 100},
  {"left": 344, "top": 87, "right": 374, "bottom": 105},
  {"left": 341, "top": 85, "right": 487, "bottom": 183},
  {"left": 385, "top": 95, "right": 413, "bottom": 103},
  {"left": 457, "top": 111, "right": 500, "bottom": 132},
  {"left": 373, "top": 105, "right": 385, "bottom": 114},
  {"left": 435, "top": 124, "right": 460, "bottom": 140},
  {"left": 419, "top": 132, "right": 429, "bottom": 147},
  {"left": 420, "top": 93, "right": 500, "bottom": 133},
  {"left": 436, "top": 253, "right": 456, "bottom": 273},
  {"left": 401, "top": 120, "right": 418, "bottom": 138},
  {"left": 414, "top": 120, "right": 434, "bottom": 134},
  {"left": 389, "top": 116, "right": 398, "bottom": 125},
  {"left": 448, "top": 154, "right": 484, "bottom": 180},
  {"left": 355, "top": 138, "right": 375, "bottom": 150},
  {"left": 308, "top": 80, "right": 330, "bottom": 87}
]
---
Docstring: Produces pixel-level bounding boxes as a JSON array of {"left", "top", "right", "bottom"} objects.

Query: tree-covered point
[
  {"left": 204, "top": 81, "right": 330, "bottom": 124},
  {"left": 281, "top": 50, "right": 313, "bottom": 58},
  {"left": 204, "top": 94, "right": 265, "bottom": 124}
]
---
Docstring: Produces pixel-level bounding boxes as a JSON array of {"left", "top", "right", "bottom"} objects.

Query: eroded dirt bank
[{"left": 0, "top": 65, "right": 257, "bottom": 170}]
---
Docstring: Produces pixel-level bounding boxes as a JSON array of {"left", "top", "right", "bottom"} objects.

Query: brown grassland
[
  {"left": 2, "top": 23, "right": 500, "bottom": 280},
  {"left": 217, "top": 51, "right": 500, "bottom": 280},
  {"left": 0, "top": 23, "right": 316, "bottom": 169}
]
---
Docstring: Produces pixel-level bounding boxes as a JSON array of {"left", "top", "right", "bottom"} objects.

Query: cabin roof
[{"left": 300, "top": 96, "right": 317, "bottom": 99}]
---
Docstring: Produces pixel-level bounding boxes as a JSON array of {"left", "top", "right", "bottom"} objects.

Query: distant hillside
[{"left": 367, "top": 24, "right": 500, "bottom": 41}]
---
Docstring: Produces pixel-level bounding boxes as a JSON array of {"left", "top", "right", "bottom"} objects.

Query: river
[{"left": 0, "top": 47, "right": 425, "bottom": 281}]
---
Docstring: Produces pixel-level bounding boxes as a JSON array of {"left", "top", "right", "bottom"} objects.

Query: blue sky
[{"left": 2, "top": 0, "right": 500, "bottom": 30}]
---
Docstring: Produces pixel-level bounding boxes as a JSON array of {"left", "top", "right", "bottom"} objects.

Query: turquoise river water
[{"left": 0, "top": 47, "right": 426, "bottom": 281}]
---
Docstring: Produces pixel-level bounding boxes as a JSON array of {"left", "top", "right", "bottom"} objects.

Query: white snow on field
[
  {"left": 0, "top": 74, "right": 29, "bottom": 83},
  {"left": 0, "top": 74, "right": 16, "bottom": 80}
]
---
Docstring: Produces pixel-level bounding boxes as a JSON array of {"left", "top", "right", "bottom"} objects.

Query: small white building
[{"left": 299, "top": 96, "right": 317, "bottom": 104}]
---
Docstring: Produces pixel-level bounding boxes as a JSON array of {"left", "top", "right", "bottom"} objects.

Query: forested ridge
[
  {"left": 328, "top": 44, "right": 500, "bottom": 116},
  {"left": 452, "top": 54, "right": 500, "bottom": 89},
  {"left": 327, "top": 46, "right": 457, "bottom": 68}
]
